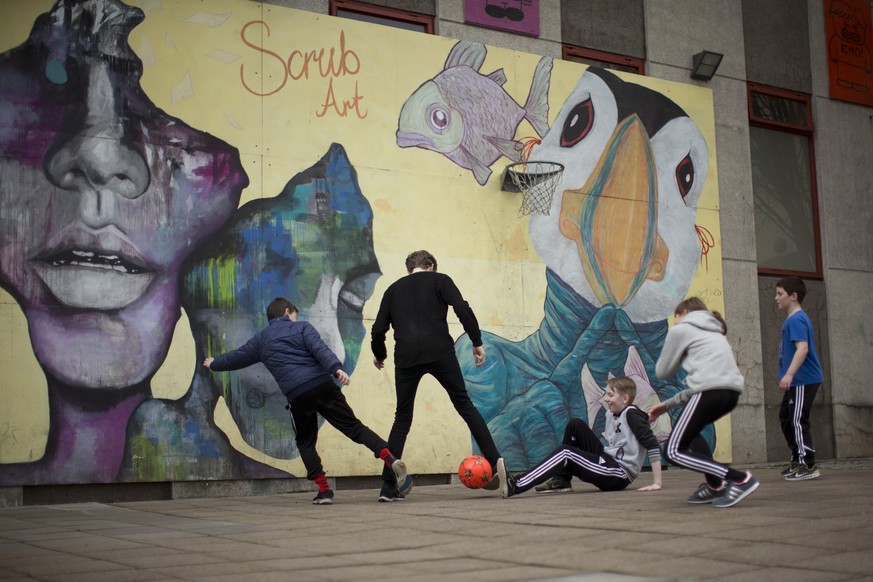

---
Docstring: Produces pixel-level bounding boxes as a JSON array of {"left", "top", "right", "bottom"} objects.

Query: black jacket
[
  {"left": 211, "top": 317, "right": 342, "bottom": 403},
  {"left": 371, "top": 271, "right": 482, "bottom": 368}
]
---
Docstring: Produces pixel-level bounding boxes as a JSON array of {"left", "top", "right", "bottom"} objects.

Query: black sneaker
[
  {"left": 686, "top": 482, "right": 726, "bottom": 504},
  {"left": 506, "top": 476, "right": 519, "bottom": 498},
  {"left": 785, "top": 464, "right": 820, "bottom": 481},
  {"left": 377, "top": 484, "right": 405, "bottom": 503},
  {"left": 713, "top": 474, "right": 759, "bottom": 508},
  {"left": 313, "top": 490, "right": 334, "bottom": 505},
  {"left": 780, "top": 461, "right": 799, "bottom": 477},
  {"left": 535, "top": 476, "right": 573, "bottom": 494},
  {"left": 377, "top": 493, "right": 405, "bottom": 503}
]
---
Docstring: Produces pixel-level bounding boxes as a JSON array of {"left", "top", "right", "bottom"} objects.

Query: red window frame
[
  {"left": 561, "top": 45, "right": 645, "bottom": 75},
  {"left": 329, "top": 0, "right": 434, "bottom": 34},
  {"left": 747, "top": 83, "right": 822, "bottom": 279}
]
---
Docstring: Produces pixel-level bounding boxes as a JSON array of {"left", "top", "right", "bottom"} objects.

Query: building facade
[{"left": 0, "top": 0, "right": 870, "bottom": 505}]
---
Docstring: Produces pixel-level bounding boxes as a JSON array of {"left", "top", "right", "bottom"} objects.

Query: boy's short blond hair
[{"left": 607, "top": 376, "right": 637, "bottom": 404}]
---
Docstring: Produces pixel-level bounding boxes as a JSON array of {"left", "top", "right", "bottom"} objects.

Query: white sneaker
[
  {"left": 392, "top": 459, "right": 413, "bottom": 496},
  {"left": 496, "top": 458, "right": 509, "bottom": 498}
]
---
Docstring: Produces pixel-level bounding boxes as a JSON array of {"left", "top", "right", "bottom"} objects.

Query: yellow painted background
[{"left": 0, "top": 0, "right": 728, "bottom": 475}]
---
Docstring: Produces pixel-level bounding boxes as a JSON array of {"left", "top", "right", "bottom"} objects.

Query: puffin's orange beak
[{"left": 559, "top": 114, "right": 667, "bottom": 307}]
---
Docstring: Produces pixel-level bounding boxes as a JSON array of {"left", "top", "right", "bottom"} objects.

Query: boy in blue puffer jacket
[{"left": 204, "top": 297, "right": 411, "bottom": 504}]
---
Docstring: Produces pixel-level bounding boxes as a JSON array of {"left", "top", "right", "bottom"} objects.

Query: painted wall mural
[
  {"left": 454, "top": 64, "right": 713, "bottom": 468},
  {"left": 0, "top": 0, "right": 724, "bottom": 486},
  {"left": 397, "top": 40, "right": 551, "bottom": 185}
]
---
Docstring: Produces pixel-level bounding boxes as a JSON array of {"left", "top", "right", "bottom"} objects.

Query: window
[
  {"left": 330, "top": 1, "right": 434, "bottom": 34},
  {"left": 562, "top": 45, "right": 644, "bottom": 75},
  {"left": 748, "top": 84, "right": 821, "bottom": 278}
]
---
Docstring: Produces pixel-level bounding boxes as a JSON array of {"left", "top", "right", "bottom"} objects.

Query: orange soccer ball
[{"left": 458, "top": 455, "right": 493, "bottom": 489}]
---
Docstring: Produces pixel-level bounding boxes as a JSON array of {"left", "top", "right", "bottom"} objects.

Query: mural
[
  {"left": 0, "top": 0, "right": 724, "bottom": 486},
  {"left": 123, "top": 143, "right": 379, "bottom": 481},
  {"left": 448, "top": 63, "right": 715, "bottom": 468},
  {"left": 0, "top": 0, "right": 248, "bottom": 484},
  {"left": 398, "top": 40, "right": 551, "bottom": 185}
]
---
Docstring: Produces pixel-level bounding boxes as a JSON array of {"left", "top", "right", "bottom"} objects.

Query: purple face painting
[{"left": 0, "top": 0, "right": 247, "bottom": 390}]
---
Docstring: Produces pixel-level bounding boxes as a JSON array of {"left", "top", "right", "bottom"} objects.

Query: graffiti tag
[{"left": 240, "top": 22, "right": 366, "bottom": 119}]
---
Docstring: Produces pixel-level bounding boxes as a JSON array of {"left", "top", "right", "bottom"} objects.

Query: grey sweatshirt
[{"left": 655, "top": 310, "right": 744, "bottom": 410}]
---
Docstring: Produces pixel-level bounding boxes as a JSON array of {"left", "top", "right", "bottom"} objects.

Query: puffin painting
[
  {"left": 453, "top": 67, "right": 716, "bottom": 468},
  {"left": 528, "top": 67, "right": 709, "bottom": 323}
]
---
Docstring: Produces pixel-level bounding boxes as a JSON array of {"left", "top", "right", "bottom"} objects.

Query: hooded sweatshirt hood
[{"left": 681, "top": 310, "right": 725, "bottom": 334}]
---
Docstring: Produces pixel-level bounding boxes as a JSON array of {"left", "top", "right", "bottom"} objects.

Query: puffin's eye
[
  {"left": 428, "top": 106, "right": 449, "bottom": 131},
  {"left": 675, "top": 153, "right": 695, "bottom": 202},
  {"left": 560, "top": 97, "right": 594, "bottom": 148}
]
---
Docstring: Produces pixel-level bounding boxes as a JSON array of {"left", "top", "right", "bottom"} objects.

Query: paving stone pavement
[{"left": 1, "top": 460, "right": 872, "bottom": 582}]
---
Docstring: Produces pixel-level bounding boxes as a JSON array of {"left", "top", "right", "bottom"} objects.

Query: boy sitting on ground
[{"left": 498, "top": 376, "right": 662, "bottom": 497}]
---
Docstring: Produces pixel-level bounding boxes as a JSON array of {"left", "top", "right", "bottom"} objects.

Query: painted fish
[{"left": 396, "top": 40, "right": 552, "bottom": 185}]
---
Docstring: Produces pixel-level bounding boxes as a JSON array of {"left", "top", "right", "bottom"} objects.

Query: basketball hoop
[{"left": 501, "top": 161, "right": 564, "bottom": 216}]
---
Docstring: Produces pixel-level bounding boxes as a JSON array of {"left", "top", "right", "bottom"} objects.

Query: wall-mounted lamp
[{"left": 691, "top": 50, "right": 723, "bottom": 81}]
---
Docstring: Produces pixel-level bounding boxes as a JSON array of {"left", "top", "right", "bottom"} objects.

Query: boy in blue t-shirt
[{"left": 775, "top": 277, "right": 824, "bottom": 481}]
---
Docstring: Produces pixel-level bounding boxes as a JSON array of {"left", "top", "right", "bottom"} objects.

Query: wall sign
[
  {"left": 824, "top": 0, "right": 873, "bottom": 107},
  {"left": 465, "top": 0, "right": 540, "bottom": 37}
]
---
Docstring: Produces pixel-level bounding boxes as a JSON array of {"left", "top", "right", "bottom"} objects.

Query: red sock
[
  {"left": 313, "top": 473, "right": 330, "bottom": 493},
  {"left": 378, "top": 448, "right": 395, "bottom": 467}
]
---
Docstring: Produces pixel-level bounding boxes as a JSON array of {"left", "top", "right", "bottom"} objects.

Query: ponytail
[{"left": 711, "top": 311, "right": 727, "bottom": 335}]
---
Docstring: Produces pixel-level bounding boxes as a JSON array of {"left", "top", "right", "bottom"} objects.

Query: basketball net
[{"left": 507, "top": 161, "right": 563, "bottom": 217}]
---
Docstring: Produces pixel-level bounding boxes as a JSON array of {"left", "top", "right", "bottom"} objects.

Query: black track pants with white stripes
[
  {"left": 513, "top": 419, "right": 630, "bottom": 494},
  {"left": 665, "top": 390, "right": 746, "bottom": 487},
  {"left": 778, "top": 383, "right": 819, "bottom": 466}
]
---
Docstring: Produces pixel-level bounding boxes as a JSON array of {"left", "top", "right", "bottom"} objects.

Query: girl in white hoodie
[{"left": 649, "top": 297, "right": 759, "bottom": 508}]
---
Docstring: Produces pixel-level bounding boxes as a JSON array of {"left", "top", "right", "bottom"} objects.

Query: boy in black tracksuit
[{"left": 499, "top": 376, "right": 662, "bottom": 497}]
